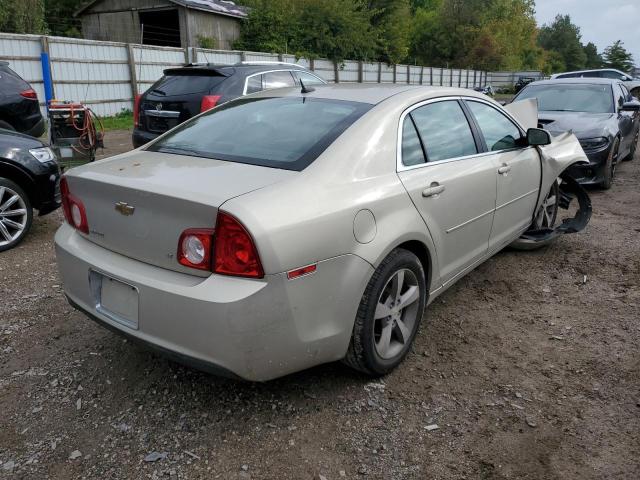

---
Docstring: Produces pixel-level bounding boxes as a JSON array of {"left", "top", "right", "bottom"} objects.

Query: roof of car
[
  {"left": 525, "top": 78, "right": 619, "bottom": 87},
  {"left": 247, "top": 83, "right": 488, "bottom": 105},
  {"left": 164, "top": 62, "right": 312, "bottom": 76},
  {"left": 552, "top": 68, "right": 622, "bottom": 76}
]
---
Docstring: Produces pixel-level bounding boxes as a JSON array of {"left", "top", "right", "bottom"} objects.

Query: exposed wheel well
[
  {"left": 395, "top": 240, "right": 433, "bottom": 293},
  {"left": 0, "top": 162, "right": 37, "bottom": 207}
]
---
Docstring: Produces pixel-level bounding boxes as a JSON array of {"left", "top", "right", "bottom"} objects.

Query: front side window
[
  {"left": 601, "top": 70, "right": 623, "bottom": 79},
  {"left": 409, "top": 101, "right": 477, "bottom": 162},
  {"left": 147, "top": 97, "right": 371, "bottom": 171},
  {"left": 263, "top": 71, "right": 296, "bottom": 90},
  {"left": 466, "top": 101, "right": 523, "bottom": 151}
]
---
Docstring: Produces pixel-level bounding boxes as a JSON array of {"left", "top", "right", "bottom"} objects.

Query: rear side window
[
  {"left": 557, "top": 73, "right": 579, "bottom": 79},
  {"left": 263, "top": 71, "right": 296, "bottom": 89},
  {"left": 149, "top": 73, "right": 225, "bottom": 96},
  {"left": 401, "top": 119, "right": 426, "bottom": 166},
  {"left": 294, "top": 71, "right": 326, "bottom": 86},
  {"left": 466, "top": 101, "right": 523, "bottom": 151},
  {"left": 409, "top": 101, "right": 477, "bottom": 162},
  {"left": 245, "top": 75, "right": 262, "bottom": 94},
  {"left": 147, "top": 97, "right": 372, "bottom": 171}
]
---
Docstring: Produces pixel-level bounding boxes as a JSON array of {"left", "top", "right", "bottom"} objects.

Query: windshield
[
  {"left": 146, "top": 97, "right": 371, "bottom": 170},
  {"left": 515, "top": 84, "right": 614, "bottom": 113}
]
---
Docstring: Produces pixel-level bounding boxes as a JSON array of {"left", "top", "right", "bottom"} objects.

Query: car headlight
[
  {"left": 578, "top": 137, "right": 609, "bottom": 152},
  {"left": 29, "top": 147, "right": 56, "bottom": 164}
]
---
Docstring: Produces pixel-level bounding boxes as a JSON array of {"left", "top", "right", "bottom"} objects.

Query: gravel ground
[{"left": 1, "top": 131, "right": 639, "bottom": 479}]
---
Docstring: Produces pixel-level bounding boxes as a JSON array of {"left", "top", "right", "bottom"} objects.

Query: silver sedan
[{"left": 55, "top": 85, "right": 590, "bottom": 381}]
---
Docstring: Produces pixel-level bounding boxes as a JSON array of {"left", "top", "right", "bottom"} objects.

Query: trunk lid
[{"left": 66, "top": 150, "right": 296, "bottom": 275}]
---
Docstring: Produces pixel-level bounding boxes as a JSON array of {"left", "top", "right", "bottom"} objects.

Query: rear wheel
[
  {"left": 343, "top": 249, "right": 426, "bottom": 376},
  {"left": 600, "top": 138, "right": 620, "bottom": 190},
  {"left": 0, "top": 178, "right": 33, "bottom": 252}
]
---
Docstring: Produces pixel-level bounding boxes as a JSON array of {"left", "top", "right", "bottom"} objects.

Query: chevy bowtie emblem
[{"left": 115, "top": 202, "right": 135, "bottom": 216}]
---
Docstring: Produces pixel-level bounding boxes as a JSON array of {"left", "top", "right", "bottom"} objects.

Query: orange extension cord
[{"left": 67, "top": 104, "right": 104, "bottom": 156}]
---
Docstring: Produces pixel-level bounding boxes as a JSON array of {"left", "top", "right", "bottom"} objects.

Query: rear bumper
[
  {"left": 55, "top": 224, "right": 373, "bottom": 381},
  {"left": 132, "top": 128, "right": 160, "bottom": 149}
]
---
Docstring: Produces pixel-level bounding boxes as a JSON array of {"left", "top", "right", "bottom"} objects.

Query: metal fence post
[
  {"left": 127, "top": 44, "right": 138, "bottom": 97},
  {"left": 407, "top": 64, "right": 411, "bottom": 84},
  {"left": 310, "top": 58, "right": 315, "bottom": 71},
  {"left": 393, "top": 64, "right": 397, "bottom": 83},
  {"left": 430, "top": 67, "right": 433, "bottom": 86},
  {"left": 466, "top": 69, "right": 470, "bottom": 88},
  {"left": 334, "top": 61, "right": 340, "bottom": 84},
  {"left": 40, "top": 36, "right": 54, "bottom": 103},
  {"left": 440, "top": 67, "right": 443, "bottom": 86},
  {"left": 420, "top": 66, "right": 424, "bottom": 85},
  {"left": 358, "top": 61, "right": 363, "bottom": 83},
  {"left": 378, "top": 62, "right": 382, "bottom": 83}
]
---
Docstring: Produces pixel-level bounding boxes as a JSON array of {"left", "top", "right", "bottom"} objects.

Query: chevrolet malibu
[{"left": 55, "top": 85, "right": 590, "bottom": 381}]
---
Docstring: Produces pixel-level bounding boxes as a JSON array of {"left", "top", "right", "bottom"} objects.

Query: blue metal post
[{"left": 40, "top": 52, "right": 53, "bottom": 109}]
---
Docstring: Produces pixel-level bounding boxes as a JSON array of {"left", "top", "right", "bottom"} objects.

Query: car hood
[
  {"left": 538, "top": 111, "right": 614, "bottom": 138},
  {"left": 0, "top": 128, "right": 47, "bottom": 149}
]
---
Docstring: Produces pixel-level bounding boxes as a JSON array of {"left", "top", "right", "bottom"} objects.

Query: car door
[
  {"left": 464, "top": 99, "right": 541, "bottom": 251},
  {"left": 396, "top": 99, "right": 497, "bottom": 286},
  {"left": 616, "top": 83, "right": 636, "bottom": 156}
]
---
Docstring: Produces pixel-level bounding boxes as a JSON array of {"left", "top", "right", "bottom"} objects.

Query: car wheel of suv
[
  {"left": 344, "top": 248, "right": 426, "bottom": 376},
  {"left": 0, "top": 120, "right": 15, "bottom": 131},
  {"left": 600, "top": 137, "right": 620, "bottom": 190},
  {"left": 623, "top": 128, "right": 638, "bottom": 162},
  {"left": 0, "top": 178, "right": 33, "bottom": 252}
]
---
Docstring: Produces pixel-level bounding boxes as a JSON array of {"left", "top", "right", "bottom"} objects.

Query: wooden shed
[{"left": 75, "top": 0, "right": 248, "bottom": 50}]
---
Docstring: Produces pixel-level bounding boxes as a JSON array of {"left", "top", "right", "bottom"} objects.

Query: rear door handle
[
  {"left": 422, "top": 183, "right": 445, "bottom": 198},
  {"left": 498, "top": 164, "right": 512, "bottom": 175}
]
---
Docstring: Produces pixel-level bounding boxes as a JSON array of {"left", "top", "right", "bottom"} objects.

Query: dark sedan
[
  {"left": 0, "top": 129, "right": 61, "bottom": 251},
  {"left": 0, "top": 61, "right": 46, "bottom": 137},
  {"left": 512, "top": 78, "right": 640, "bottom": 189}
]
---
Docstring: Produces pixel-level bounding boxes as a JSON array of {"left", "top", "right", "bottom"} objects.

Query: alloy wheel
[
  {"left": 534, "top": 183, "right": 558, "bottom": 229},
  {"left": 373, "top": 268, "right": 420, "bottom": 360},
  {"left": 0, "top": 185, "right": 28, "bottom": 247}
]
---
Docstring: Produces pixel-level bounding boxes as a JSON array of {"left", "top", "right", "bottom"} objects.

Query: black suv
[
  {"left": 0, "top": 129, "right": 61, "bottom": 251},
  {"left": 133, "top": 62, "right": 326, "bottom": 147},
  {"left": 0, "top": 62, "right": 46, "bottom": 137}
]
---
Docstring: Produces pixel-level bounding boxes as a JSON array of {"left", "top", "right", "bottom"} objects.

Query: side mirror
[
  {"left": 621, "top": 100, "right": 640, "bottom": 112},
  {"left": 527, "top": 128, "right": 552, "bottom": 146}
]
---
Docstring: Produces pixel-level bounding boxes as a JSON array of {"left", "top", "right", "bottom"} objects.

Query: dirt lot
[{"left": 1, "top": 130, "right": 639, "bottom": 479}]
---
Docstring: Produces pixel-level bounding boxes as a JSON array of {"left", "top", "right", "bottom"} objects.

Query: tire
[
  {"left": 600, "top": 137, "right": 620, "bottom": 190},
  {"left": 0, "top": 178, "right": 33, "bottom": 252},
  {"left": 343, "top": 248, "right": 427, "bottom": 376},
  {"left": 0, "top": 120, "right": 15, "bottom": 131},
  {"left": 622, "top": 127, "right": 638, "bottom": 162}
]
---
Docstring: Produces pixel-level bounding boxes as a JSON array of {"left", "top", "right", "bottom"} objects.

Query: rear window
[
  {"left": 0, "top": 65, "right": 30, "bottom": 89},
  {"left": 515, "top": 84, "right": 614, "bottom": 113},
  {"left": 149, "top": 72, "right": 226, "bottom": 96},
  {"left": 147, "top": 97, "right": 371, "bottom": 170}
]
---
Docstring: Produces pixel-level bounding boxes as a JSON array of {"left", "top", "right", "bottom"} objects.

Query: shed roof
[{"left": 75, "top": 0, "right": 248, "bottom": 19}]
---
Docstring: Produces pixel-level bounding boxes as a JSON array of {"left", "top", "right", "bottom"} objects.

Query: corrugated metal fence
[{"left": 0, "top": 33, "right": 536, "bottom": 117}]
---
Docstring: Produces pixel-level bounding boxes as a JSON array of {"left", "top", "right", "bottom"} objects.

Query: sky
[{"left": 535, "top": 0, "right": 640, "bottom": 67}]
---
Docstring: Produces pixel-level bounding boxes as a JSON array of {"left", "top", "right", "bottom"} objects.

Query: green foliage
[
  {"left": 603, "top": 40, "right": 635, "bottom": 73},
  {"left": 44, "top": 0, "right": 85, "bottom": 37},
  {"left": 583, "top": 42, "right": 602, "bottom": 69},
  {"left": 538, "top": 14, "right": 586, "bottom": 71},
  {"left": 100, "top": 110, "right": 133, "bottom": 131},
  {"left": 197, "top": 35, "right": 218, "bottom": 49},
  {"left": 0, "top": 0, "right": 47, "bottom": 34}
]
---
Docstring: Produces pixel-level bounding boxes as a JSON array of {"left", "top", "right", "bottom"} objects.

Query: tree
[
  {"left": 0, "top": 0, "right": 47, "bottom": 34},
  {"left": 44, "top": 0, "right": 85, "bottom": 37},
  {"left": 368, "top": 0, "right": 412, "bottom": 64},
  {"left": 603, "top": 40, "right": 635, "bottom": 73},
  {"left": 538, "top": 14, "right": 586, "bottom": 71},
  {"left": 583, "top": 42, "right": 602, "bottom": 69}
]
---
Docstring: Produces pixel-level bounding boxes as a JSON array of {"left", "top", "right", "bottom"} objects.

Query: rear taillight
[
  {"left": 177, "top": 228, "right": 214, "bottom": 271},
  {"left": 214, "top": 212, "right": 264, "bottom": 278},
  {"left": 133, "top": 94, "right": 142, "bottom": 127},
  {"left": 20, "top": 89, "right": 38, "bottom": 100},
  {"left": 200, "top": 95, "right": 221, "bottom": 112},
  {"left": 60, "top": 177, "right": 89, "bottom": 234}
]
